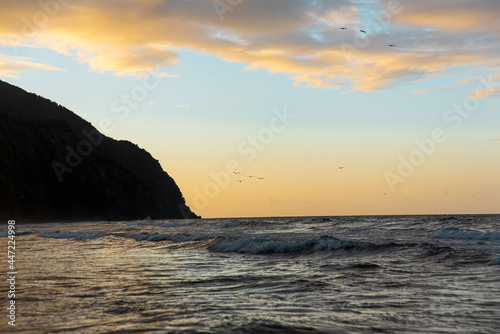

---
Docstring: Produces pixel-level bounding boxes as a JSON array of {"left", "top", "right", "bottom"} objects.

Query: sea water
[{"left": 1, "top": 215, "right": 499, "bottom": 333}]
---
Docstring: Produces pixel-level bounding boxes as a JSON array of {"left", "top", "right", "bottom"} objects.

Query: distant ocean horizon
[{"left": 2, "top": 214, "right": 500, "bottom": 333}]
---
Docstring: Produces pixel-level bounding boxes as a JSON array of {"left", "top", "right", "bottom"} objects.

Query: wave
[
  {"left": 432, "top": 227, "right": 500, "bottom": 241},
  {"left": 487, "top": 256, "right": 500, "bottom": 266},
  {"left": 21, "top": 229, "right": 399, "bottom": 255},
  {"left": 207, "top": 235, "right": 398, "bottom": 254},
  {"left": 116, "top": 232, "right": 213, "bottom": 242},
  {"left": 126, "top": 221, "right": 193, "bottom": 227},
  {"left": 222, "top": 220, "right": 274, "bottom": 228},
  {"left": 36, "top": 231, "right": 109, "bottom": 241},
  {"left": 0, "top": 230, "right": 32, "bottom": 238},
  {"left": 211, "top": 320, "right": 336, "bottom": 334},
  {"left": 6, "top": 229, "right": 415, "bottom": 257},
  {"left": 22, "top": 230, "right": 211, "bottom": 243},
  {"left": 12, "top": 227, "right": 500, "bottom": 265}
]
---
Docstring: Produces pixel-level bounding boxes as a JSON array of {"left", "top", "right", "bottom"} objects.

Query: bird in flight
[
  {"left": 236, "top": 179, "right": 245, "bottom": 183},
  {"left": 359, "top": 30, "right": 366, "bottom": 33},
  {"left": 233, "top": 171, "right": 240, "bottom": 175},
  {"left": 388, "top": 44, "right": 396, "bottom": 47},
  {"left": 338, "top": 166, "right": 345, "bottom": 170},
  {"left": 340, "top": 27, "right": 347, "bottom": 30}
]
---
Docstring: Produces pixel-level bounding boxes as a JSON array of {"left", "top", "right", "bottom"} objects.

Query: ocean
[{"left": 1, "top": 215, "right": 500, "bottom": 333}]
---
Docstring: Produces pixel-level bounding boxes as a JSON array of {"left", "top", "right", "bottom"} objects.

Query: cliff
[{"left": 0, "top": 80, "right": 198, "bottom": 222}]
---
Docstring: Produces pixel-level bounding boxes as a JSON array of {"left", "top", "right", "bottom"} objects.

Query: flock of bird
[
  {"left": 231, "top": 167, "right": 346, "bottom": 184},
  {"left": 340, "top": 27, "right": 396, "bottom": 47},
  {"left": 233, "top": 172, "right": 265, "bottom": 183}
]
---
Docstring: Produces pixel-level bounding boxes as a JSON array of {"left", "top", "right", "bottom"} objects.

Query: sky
[{"left": 1, "top": 0, "right": 499, "bottom": 218}]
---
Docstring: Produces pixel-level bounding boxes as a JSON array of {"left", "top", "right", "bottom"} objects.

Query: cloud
[
  {"left": 82, "top": 46, "right": 178, "bottom": 77},
  {"left": 159, "top": 73, "right": 179, "bottom": 78},
  {"left": 176, "top": 102, "right": 189, "bottom": 108},
  {"left": 1, "top": 0, "right": 500, "bottom": 91},
  {"left": 392, "top": 0, "right": 500, "bottom": 34},
  {"left": 466, "top": 74, "right": 500, "bottom": 100},
  {"left": 456, "top": 73, "right": 500, "bottom": 100},
  {"left": 469, "top": 86, "right": 500, "bottom": 100},
  {"left": 0, "top": 54, "right": 61, "bottom": 78},
  {"left": 411, "top": 87, "right": 450, "bottom": 95},
  {"left": 492, "top": 138, "right": 500, "bottom": 141}
]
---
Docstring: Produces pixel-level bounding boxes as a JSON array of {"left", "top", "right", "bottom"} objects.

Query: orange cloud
[
  {"left": 0, "top": 54, "right": 61, "bottom": 78},
  {"left": 1, "top": 0, "right": 500, "bottom": 91},
  {"left": 469, "top": 86, "right": 500, "bottom": 100},
  {"left": 411, "top": 87, "right": 449, "bottom": 95},
  {"left": 393, "top": 0, "right": 500, "bottom": 34}
]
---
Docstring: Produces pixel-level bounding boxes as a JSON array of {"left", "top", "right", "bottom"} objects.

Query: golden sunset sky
[{"left": 1, "top": 0, "right": 499, "bottom": 217}]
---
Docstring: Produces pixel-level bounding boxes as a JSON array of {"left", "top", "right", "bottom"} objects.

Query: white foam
[{"left": 208, "top": 236, "right": 371, "bottom": 254}]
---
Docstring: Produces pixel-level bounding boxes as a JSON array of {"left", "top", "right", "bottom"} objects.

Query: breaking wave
[
  {"left": 207, "top": 235, "right": 400, "bottom": 254},
  {"left": 5, "top": 225, "right": 500, "bottom": 265},
  {"left": 25, "top": 230, "right": 404, "bottom": 255}
]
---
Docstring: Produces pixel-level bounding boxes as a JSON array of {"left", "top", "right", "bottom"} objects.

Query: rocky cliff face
[{"left": 0, "top": 80, "right": 198, "bottom": 222}]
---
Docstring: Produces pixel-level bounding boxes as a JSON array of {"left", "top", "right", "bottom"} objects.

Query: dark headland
[{"left": 0, "top": 80, "right": 199, "bottom": 222}]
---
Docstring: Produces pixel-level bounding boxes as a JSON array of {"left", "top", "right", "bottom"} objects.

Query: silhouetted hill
[{"left": 0, "top": 80, "right": 198, "bottom": 222}]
